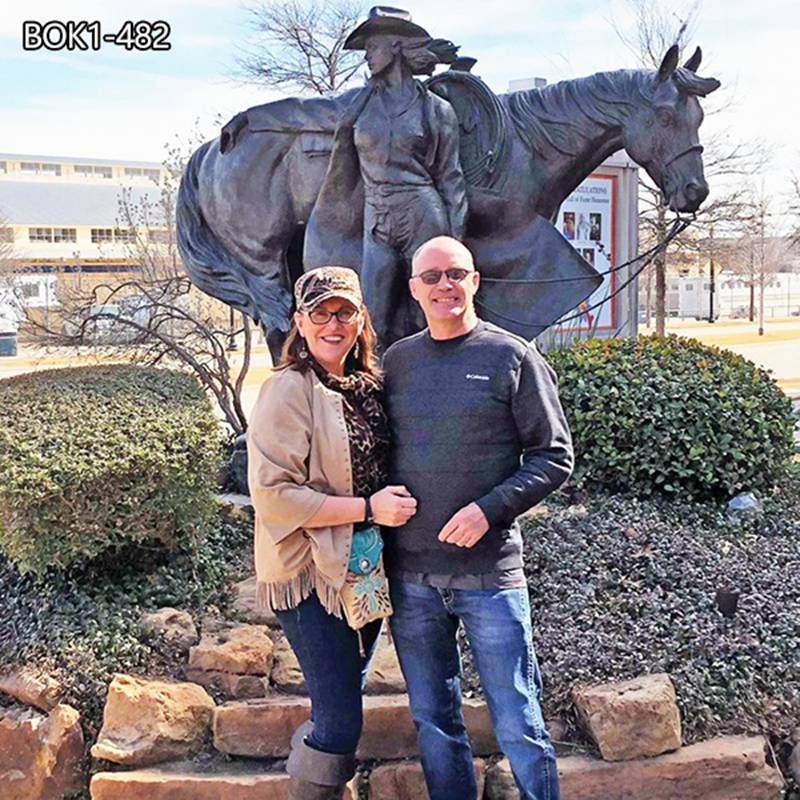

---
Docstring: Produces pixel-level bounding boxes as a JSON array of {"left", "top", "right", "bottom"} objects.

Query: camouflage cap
[{"left": 294, "top": 266, "right": 363, "bottom": 312}]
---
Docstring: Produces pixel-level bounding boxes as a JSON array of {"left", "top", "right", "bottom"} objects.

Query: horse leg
[{"left": 265, "top": 327, "right": 286, "bottom": 364}]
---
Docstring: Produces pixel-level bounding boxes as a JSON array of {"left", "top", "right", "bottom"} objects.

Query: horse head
[{"left": 622, "top": 45, "right": 720, "bottom": 213}]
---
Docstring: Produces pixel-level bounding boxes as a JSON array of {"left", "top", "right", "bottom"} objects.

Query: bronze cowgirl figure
[{"left": 341, "top": 7, "right": 468, "bottom": 344}]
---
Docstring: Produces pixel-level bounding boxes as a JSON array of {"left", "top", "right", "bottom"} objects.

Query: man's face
[{"left": 409, "top": 246, "right": 480, "bottom": 325}]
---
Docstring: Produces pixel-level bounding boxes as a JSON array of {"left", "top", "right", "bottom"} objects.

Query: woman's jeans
[
  {"left": 275, "top": 591, "right": 382, "bottom": 755},
  {"left": 389, "top": 580, "right": 560, "bottom": 800}
]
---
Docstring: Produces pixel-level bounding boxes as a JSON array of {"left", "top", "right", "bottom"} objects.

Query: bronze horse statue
[{"left": 177, "top": 45, "right": 719, "bottom": 357}]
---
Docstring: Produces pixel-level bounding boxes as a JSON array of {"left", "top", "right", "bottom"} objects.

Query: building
[{"left": 0, "top": 153, "right": 171, "bottom": 329}]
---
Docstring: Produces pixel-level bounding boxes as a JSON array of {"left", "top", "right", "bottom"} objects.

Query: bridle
[{"left": 663, "top": 143, "right": 704, "bottom": 171}]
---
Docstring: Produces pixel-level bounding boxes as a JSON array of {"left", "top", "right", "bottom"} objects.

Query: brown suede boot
[{"left": 286, "top": 722, "right": 355, "bottom": 800}]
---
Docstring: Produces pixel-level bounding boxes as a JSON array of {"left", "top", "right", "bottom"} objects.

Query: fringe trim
[{"left": 256, "top": 563, "right": 345, "bottom": 619}]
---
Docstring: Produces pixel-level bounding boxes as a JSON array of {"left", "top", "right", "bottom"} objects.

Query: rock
[
  {"left": 189, "top": 623, "right": 274, "bottom": 676},
  {"left": 365, "top": 628, "right": 405, "bottom": 694},
  {"left": 0, "top": 667, "right": 63, "bottom": 711},
  {"left": 369, "top": 758, "right": 484, "bottom": 799},
  {"left": 91, "top": 674, "right": 215, "bottom": 766},
  {"left": 727, "top": 491, "right": 763, "bottom": 523},
  {"left": 485, "top": 758, "right": 519, "bottom": 800},
  {"left": 213, "top": 694, "right": 498, "bottom": 760},
  {"left": 556, "top": 735, "right": 783, "bottom": 800},
  {"left": 270, "top": 634, "right": 306, "bottom": 694},
  {"left": 141, "top": 608, "right": 199, "bottom": 650},
  {"left": 184, "top": 669, "right": 270, "bottom": 701},
  {"left": 0, "top": 703, "right": 84, "bottom": 800},
  {"left": 91, "top": 761, "right": 288, "bottom": 800},
  {"left": 232, "top": 576, "right": 280, "bottom": 627},
  {"left": 572, "top": 673, "right": 682, "bottom": 761}
]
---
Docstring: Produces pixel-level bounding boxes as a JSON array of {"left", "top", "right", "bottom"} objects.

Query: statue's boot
[{"left": 286, "top": 721, "right": 355, "bottom": 800}]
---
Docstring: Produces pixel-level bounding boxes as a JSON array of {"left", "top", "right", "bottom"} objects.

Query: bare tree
[
  {"left": 235, "top": 0, "right": 366, "bottom": 95},
  {"left": 25, "top": 130, "right": 255, "bottom": 436},
  {"left": 617, "top": 0, "right": 765, "bottom": 334}
]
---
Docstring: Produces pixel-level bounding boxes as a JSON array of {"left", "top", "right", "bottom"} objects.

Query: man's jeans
[{"left": 389, "top": 580, "right": 560, "bottom": 800}]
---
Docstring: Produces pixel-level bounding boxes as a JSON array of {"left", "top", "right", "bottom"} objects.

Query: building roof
[
  {"left": 0, "top": 152, "right": 163, "bottom": 168},
  {"left": 0, "top": 181, "right": 166, "bottom": 226}
]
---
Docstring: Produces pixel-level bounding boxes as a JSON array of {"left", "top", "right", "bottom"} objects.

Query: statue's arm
[{"left": 430, "top": 97, "right": 469, "bottom": 239}]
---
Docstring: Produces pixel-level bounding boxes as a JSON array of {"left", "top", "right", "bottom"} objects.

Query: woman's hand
[{"left": 370, "top": 485, "right": 417, "bottom": 527}]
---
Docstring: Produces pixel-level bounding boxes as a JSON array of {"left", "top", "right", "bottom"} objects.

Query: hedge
[
  {"left": 0, "top": 365, "right": 222, "bottom": 575},
  {"left": 547, "top": 335, "right": 796, "bottom": 499}
]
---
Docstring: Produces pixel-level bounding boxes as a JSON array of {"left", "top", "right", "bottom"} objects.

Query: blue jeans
[
  {"left": 389, "top": 580, "right": 560, "bottom": 800},
  {"left": 275, "top": 591, "right": 382, "bottom": 754}
]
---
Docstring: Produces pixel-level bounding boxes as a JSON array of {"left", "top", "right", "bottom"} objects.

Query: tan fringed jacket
[{"left": 247, "top": 367, "right": 355, "bottom": 615}]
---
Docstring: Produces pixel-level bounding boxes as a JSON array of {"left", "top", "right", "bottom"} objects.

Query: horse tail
[{"left": 176, "top": 141, "right": 292, "bottom": 333}]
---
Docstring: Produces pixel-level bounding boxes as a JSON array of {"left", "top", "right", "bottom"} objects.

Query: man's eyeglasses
[
  {"left": 306, "top": 306, "right": 360, "bottom": 325},
  {"left": 412, "top": 268, "right": 473, "bottom": 285}
]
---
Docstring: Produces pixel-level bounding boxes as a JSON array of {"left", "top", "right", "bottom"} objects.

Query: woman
[
  {"left": 317, "top": 7, "right": 468, "bottom": 346},
  {"left": 248, "top": 266, "right": 417, "bottom": 800}
]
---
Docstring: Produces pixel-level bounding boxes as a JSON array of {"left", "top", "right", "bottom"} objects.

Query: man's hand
[{"left": 437, "top": 502, "right": 490, "bottom": 548}]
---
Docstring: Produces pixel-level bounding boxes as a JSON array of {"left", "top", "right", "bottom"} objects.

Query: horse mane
[{"left": 503, "top": 67, "right": 719, "bottom": 159}]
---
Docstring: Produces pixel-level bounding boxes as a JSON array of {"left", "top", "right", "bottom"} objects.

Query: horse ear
[
  {"left": 683, "top": 46, "right": 702, "bottom": 73},
  {"left": 656, "top": 44, "right": 680, "bottom": 84}
]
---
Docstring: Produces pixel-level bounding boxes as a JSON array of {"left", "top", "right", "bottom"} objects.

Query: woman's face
[
  {"left": 295, "top": 297, "right": 363, "bottom": 376},
  {"left": 364, "top": 35, "right": 398, "bottom": 76}
]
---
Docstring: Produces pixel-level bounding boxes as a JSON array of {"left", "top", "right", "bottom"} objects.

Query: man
[{"left": 382, "top": 236, "right": 573, "bottom": 800}]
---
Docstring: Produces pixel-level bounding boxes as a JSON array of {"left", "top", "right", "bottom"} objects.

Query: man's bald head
[{"left": 411, "top": 236, "right": 475, "bottom": 275}]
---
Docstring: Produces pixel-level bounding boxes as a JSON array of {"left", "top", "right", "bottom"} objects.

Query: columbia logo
[{"left": 466, "top": 374, "right": 490, "bottom": 381}]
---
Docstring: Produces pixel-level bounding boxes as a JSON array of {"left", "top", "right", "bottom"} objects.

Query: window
[
  {"left": 0, "top": 161, "right": 6, "bottom": 174},
  {"left": 21, "top": 161, "right": 61, "bottom": 176},
  {"left": 114, "top": 228, "right": 136, "bottom": 243},
  {"left": 19, "top": 283, "right": 41, "bottom": 299},
  {"left": 148, "top": 229, "right": 170, "bottom": 244},
  {"left": 0, "top": 227, "right": 13, "bottom": 243},
  {"left": 91, "top": 228, "right": 113, "bottom": 243},
  {"left": 125, "top": 167, "right": 161, "bottom": 182},
  {"left": 75, "top": 164, "right": 112, "bottom": 179},
  {"left": 685, "top": 284, "right": 694, "bottom": 291},
  {"left": 53, "top": 228, "right": 77, "bottom": 243},
  {"left": 29, "top": 227, "right": 53, "bottom": 242}
]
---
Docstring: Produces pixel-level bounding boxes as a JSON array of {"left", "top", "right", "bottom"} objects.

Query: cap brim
[
  {"left": 344, "top": 18, "right": 431, "bottom": 50},
  {"left": 301, "top": 290, "right": 363, "bottom": 311}
]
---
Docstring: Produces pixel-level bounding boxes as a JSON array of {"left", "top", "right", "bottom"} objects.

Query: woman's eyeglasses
[
  {"left": 307, "top": 306, "right": 360, "bottom": 325},
  {"left": 412, "top": 268, "right": 473, "bottom": 285}
]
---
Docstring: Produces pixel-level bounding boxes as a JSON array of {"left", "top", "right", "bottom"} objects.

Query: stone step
[
  {"left": 213, "top": 693, "right": 498, "bottom": 760},
  {"left": 485, "top": 735, "right": 783, "bottom": 800},
  {"left": 91, "top": 761, "right": 290, "bottom": 800},
  {"left": 369, "top": 758, "right": 485, "bottom": 800}
]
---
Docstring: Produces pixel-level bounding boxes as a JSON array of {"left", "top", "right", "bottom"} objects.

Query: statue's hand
[{"left": 220, "top": 112, "right": 248, "bottom": 154}]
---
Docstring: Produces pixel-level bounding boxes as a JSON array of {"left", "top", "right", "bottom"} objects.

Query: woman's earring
[
  {"left": 353, "top": 341, "right": 361, "bottom": 359},
  {"left": 298, "top": 339, "right": 308, "bottom": 359}
]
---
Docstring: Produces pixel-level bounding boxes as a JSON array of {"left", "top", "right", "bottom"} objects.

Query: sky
[{"left": 1, "top": 0, "right": 797, "bottom": 225}]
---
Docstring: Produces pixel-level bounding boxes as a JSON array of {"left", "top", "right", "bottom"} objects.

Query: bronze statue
[{"left": 177, "top": 7, "right": 719, "bottom": 358}]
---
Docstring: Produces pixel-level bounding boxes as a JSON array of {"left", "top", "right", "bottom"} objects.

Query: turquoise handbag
[{"left": 348, "top": 525, "right": 384, "bottom": 575}]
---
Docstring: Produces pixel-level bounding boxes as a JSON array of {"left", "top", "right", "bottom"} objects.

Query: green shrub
[
  {"left": 547, "top": 335, "right": 796, "bottom": 499},
  {"left": 0, "top": 365, "right": 222, "bottom": 575}
]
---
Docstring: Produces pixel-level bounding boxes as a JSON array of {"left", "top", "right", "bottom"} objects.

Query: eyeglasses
[
  {"left": 412, "top": 268, "right": 473, "bottom": 285},
  {"left": 306, "top": 305, "right": 360, "bottom": 325}
]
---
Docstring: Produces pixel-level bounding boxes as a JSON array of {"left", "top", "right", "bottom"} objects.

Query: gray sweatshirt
[{"left": 382, "top": 320, "right": 574, "bottom": 576}]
